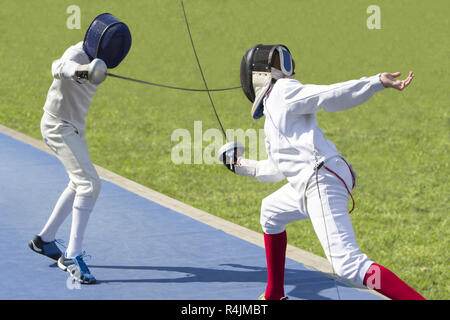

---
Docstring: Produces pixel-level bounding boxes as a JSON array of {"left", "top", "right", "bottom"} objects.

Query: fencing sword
[
  {"left": 106, "top": 72, "right": 241, "bottom": 92},
  {"left": 88, "top": 1, "right": 235, "bottom": 140},
  {"left": 78, "top": 58, "right": 240, "bottom": 92}
]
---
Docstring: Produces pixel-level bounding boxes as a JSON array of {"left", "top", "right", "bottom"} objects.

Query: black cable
[
  {"left": 315, "top": 161, "right": 341, "bottom": 300},
  {"left": 180, "top": 0, "right": 228, "bottom": 141}
]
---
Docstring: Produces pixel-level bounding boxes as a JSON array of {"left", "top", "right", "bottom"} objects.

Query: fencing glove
[{"left": 217, "top": 142, "right": 257, "bottom": 178}]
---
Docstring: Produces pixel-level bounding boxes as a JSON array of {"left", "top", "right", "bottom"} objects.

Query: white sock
[
  {"left": 39, "top": 187, "right": 76, "bottom": 242},
  {"left": 65, "top": 196, "right": 97, "bottom": 259}
]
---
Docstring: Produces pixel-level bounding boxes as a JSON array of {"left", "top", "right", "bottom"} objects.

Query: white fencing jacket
[
  {"left": 253, "top": 75, "right": 385, "bottom": 193},
  {"left": 43, "top": 42, "right": 97, "bottom": 132}
]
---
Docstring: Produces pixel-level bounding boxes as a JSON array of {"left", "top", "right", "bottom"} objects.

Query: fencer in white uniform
[
  {"left": 255, "top": 74, "right": 384, "bottom": 283},
  {"left": 220, "top": 44, "right": 423, "bottom": 300},
  {"left": 40, "top": 42, "right": 102, "bottom": 259},
  {"left": 29, "top": 13, "right": 131, "bottom": 284}
]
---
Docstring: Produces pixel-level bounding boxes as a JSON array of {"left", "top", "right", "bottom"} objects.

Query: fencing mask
[
  {"left": 83, "top": 13, "right": 132, "bottom": 69},
  {"left": 240, "top": 44, "right": 294, "bottom": 119}
]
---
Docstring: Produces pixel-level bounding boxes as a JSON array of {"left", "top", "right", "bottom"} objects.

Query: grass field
[{"left": 0, "top": 0, "right": 448, "bottom": 299}]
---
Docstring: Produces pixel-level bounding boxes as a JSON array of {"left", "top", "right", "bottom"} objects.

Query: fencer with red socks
[{"left": 219, "top": 44, "right": 424, "bottom": 300}]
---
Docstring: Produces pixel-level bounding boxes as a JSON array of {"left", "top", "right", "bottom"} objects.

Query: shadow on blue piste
[{"left": 82, "top": 263, "right": 339, "bottom": 300}]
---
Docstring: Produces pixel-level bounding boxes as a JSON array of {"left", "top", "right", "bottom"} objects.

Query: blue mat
[{"left": 0, "top": 132, "right": 381, "bottom": 300}]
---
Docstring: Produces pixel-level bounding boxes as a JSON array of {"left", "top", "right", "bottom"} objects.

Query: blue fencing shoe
[
  {"left": 28, "top": 235, "right": 62, "bottom": 261},
  {"left": 58, "top": 252, "right": 96, "bottom": 284}
]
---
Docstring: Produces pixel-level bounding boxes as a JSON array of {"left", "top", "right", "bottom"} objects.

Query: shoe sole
[{"left": 57, "top": 259, "right": 69, "bottom": 271}]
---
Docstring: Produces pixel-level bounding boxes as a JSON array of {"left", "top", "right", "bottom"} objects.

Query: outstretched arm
[
  {"left": 51, "top": 44, "right": 107, "bottom": 85},
  {"left": 287, "top": 71, "right": 414, "bottom": 114},
  {"left": 52, "top": 59, "right": 80, "bottom": 80},
  {"left": 51, "top": 45, "right": 84, "bottom": 80}
]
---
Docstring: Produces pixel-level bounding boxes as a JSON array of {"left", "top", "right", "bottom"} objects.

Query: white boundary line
[{"left": 0, "top": 124, "right": 385, "bottom": 299}]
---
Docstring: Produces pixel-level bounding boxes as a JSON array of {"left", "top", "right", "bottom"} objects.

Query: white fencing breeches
[
  {"left": 41, "top": 112, "right": 101, "bottom": 198},
  {"left": 260, "top": 157, "right": 373, "bottom": 284}
]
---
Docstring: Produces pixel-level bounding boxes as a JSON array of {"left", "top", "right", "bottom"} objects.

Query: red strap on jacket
[{"left": 322, "top": 161, "right": 356, "bottom": 214}]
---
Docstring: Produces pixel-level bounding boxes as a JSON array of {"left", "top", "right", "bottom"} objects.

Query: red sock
[
  {"left": 363, "top": 263, "right": 426, "bottom": 300},
  {"left": 264, "top": 231, "right": 287, "bottom": 300}
]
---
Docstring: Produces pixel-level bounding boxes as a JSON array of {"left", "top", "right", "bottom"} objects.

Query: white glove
[
  {"left": 74, "top": 58, "right": 107, "bottom": 85},
  {"left": 234, "top": 157, "right": 257, "bottom": 178}
]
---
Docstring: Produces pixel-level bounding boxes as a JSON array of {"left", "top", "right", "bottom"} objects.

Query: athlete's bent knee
[{"left": 260, "top": 197, "right": 285, "bottom": 235}]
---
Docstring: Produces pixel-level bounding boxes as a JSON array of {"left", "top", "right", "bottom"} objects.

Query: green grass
[{"left": 0, "top": 0, "right": 448, "bottom": 299}]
